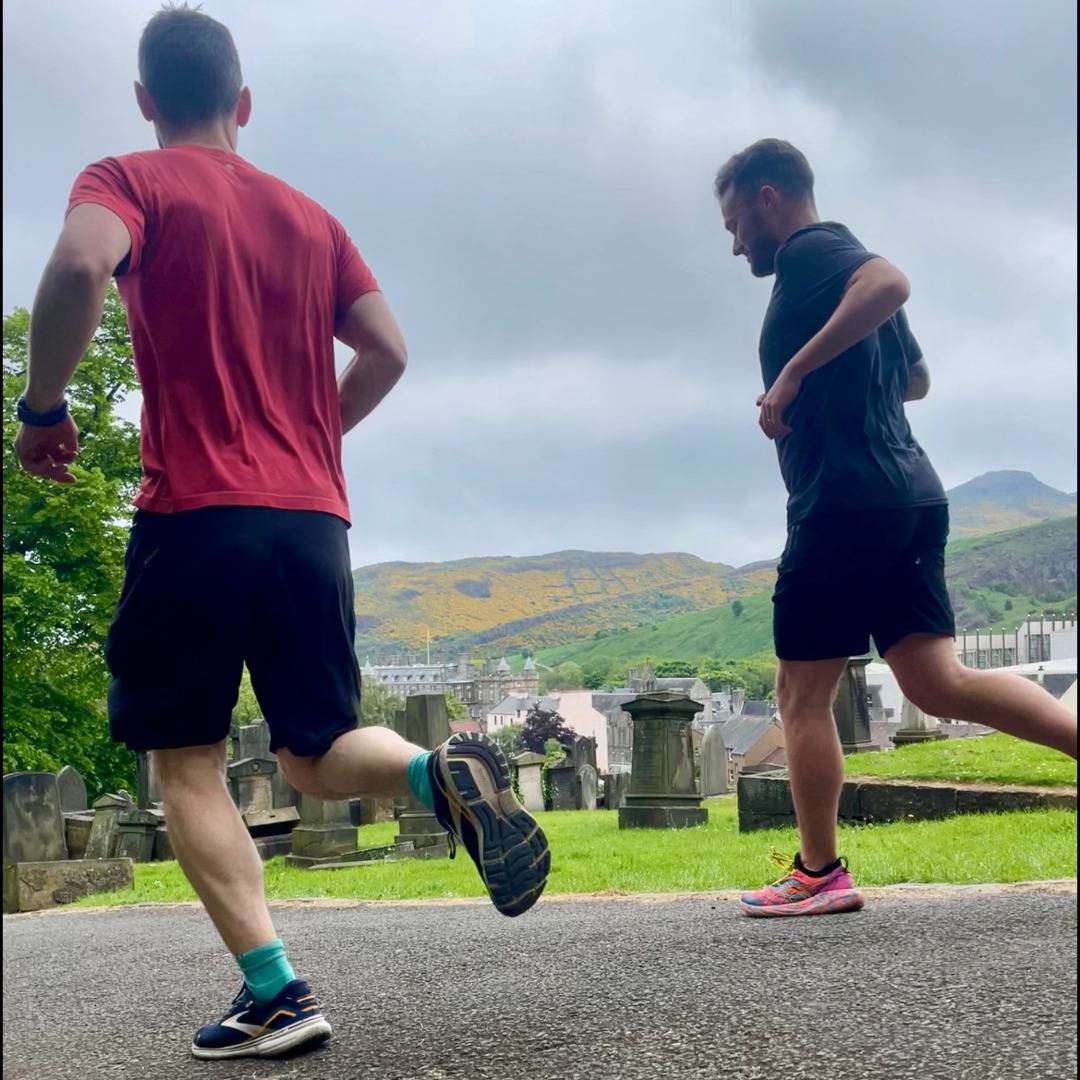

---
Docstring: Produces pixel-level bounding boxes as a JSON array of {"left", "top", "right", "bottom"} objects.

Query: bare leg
[
  {"left": 886, "top": 634, "right": 1077, "bottom": 759},
  {"left": 775, "top": 657, "right": 849, "bottom": 870},
  {"left": 276, "top": 725, "right": 425, "bottom": 800},
  {"left": 153, "top": 741, "right": 277, "bottom": 955}
]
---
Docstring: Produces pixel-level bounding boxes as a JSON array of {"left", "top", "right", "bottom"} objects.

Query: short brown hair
[
  {"left": 138, "top": 4, "right": 242, "bottom": 128},
  {"left": 715, "top": 139, "right": 815, "bottom": 202}
]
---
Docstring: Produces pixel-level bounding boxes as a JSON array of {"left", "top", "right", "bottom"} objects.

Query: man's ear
[
  {"left": 236, "top": 87, "right": 252, "bottom": 128},
  {"left": 759, "top": 184, "right": 780, "bottom": 212},
  {"left": 134, "top": 82, "right": 157, "bottom": 123}
]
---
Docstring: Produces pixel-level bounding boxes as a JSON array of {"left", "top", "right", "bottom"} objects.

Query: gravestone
[
  {"left": 84, "top": 792, "right": 134, "bottom": 860},
  {"left": 56, "top": 766, "right": 88, "bottom": 814},
  {"left": 833, "top": 658, "right": 876, "bottom": 754},
  {"left": 547, "top": 760, "right": 579, "bottom": 810},
  {"left": 64, "top": 814, "right": 95, "bottom": 860},
  {"left": 891, "top": 697, "right": 947, "bottom": 746},
  {"left": 3, "top": 773, "right": 69, "bottom": 863},
  {"left": 578, "top": 764, "right": 598, "bottom": 811},
  {"left": 228, "top": 757, "right": 276, "bottom": 816},
  {"left": 513, "top": 752, "right": 547, "bottom": 813},
  {"left": 618, "top": 692, "right": 707, "bottom": 830},
  {"left": 700, "top": 724, "right": 729, "bottom": 796},
  {"left": 395, "top": 695, "right": 452, "bottom": 859},
  {"left": 115, "top": 808, "right": 157, "bottom": 862},
  {"left": 603, "top": 771, "right": 629, "bottom": 810},
  {"left": 3, "top": 773, "right": 133, "bottom": 912},
  {"left": 135, "top": 752, "right": 153, "bottom": 809},
  {"left": 285, "top": 795, "right": 357, "bottom": 868},
  {"left": 238, "top": 721, "right": 272, "bottom": 761}
]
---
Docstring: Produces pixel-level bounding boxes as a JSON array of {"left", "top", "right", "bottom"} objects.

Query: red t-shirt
[{"left": 67, "top": 146, "right": 379, "bottom": 523}]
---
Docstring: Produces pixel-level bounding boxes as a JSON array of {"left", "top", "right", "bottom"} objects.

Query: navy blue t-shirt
[{"left": 759, "top": 222, "right": 946, "bottom": 525}]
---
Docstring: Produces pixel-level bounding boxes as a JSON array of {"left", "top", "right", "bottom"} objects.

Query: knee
[
  {"left": 775, "top": 682, "right": 833, "bottom": 723},
  {"left": 152, "top": 742, "right": 227, "bottom": 795}
]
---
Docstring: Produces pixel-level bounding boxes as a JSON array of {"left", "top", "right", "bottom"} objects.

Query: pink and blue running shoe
[{"left": 739, "top": 849, "right": 864, "bottom": 917}]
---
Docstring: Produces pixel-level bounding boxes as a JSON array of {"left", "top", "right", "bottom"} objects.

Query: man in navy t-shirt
[{"left": 715, "top": 139, "right": 1076, "bottom": 917}]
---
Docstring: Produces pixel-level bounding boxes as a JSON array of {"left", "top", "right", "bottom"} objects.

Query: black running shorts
[
  {"left": 105, "top": 507, "right": 361, "bottom": 756},
  {"left": 772, "top": 504, "right": 956, "bottom": 662}
]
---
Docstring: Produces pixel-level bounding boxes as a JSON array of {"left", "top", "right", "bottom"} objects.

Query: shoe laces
[{"left": 767, "top": 847, "right": 797, "bottom": 884}]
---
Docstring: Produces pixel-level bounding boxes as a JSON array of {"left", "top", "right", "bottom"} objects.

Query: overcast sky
[{"left": 4, "top": 0, "right": 1076, "bottom": 569}]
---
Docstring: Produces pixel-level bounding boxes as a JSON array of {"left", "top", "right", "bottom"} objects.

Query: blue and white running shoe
[{"left": 191, "top": 979, "right": 331, "bottom": 1059}]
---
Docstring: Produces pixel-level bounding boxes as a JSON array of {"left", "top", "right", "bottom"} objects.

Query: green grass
[
  {"left": 73, "top": 799, "right": 1076, "bottom": 909},
  {"left": 537, "top": 592, "right": 775, "bottom": 668},
  {"left": 845, "top": 734, "right": 1077, "bottom": 788}
]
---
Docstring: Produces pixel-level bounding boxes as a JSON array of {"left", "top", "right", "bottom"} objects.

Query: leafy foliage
[
  {"left": 521, "top": 704, "right": 574, "bottom": 754},
  {"left": 488, "top": 723, "right": 524, "bottom": 759},
  {"left": 3, "top": 293, "right": 140, "bottom": 797}
]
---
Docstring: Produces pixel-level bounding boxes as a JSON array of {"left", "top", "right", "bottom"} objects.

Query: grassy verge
[
  {"left": 844, "top": 734, "right": 1077, "bottom": 788},
  {"left": 72, "top": 798, "right": 1076, "bottom": 909}
]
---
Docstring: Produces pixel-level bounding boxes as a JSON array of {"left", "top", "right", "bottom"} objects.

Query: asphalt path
[{"left": 3, "top": 885, "right": 1076, "bottom": 1080}]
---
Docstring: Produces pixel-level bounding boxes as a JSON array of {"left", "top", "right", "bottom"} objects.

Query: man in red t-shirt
[{"left": 15, "top": 6, "right": 549, "bottom": 1060}]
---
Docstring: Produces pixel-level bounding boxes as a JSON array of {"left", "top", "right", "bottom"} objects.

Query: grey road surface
[{"left": 3, "top": 886, "right": 1076, "bottom": 1080}]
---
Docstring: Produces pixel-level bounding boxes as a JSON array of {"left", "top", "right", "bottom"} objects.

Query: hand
[
  {"left": 13, "top": 414, "right": 80, "bottom": 483},
  {"left": 757, "top": 368, "right": 801, "bottom": 440}
]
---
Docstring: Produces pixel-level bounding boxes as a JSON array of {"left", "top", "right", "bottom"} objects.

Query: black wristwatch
[{"left": 17, "top": 396, "right": 70, "bottom": 427}]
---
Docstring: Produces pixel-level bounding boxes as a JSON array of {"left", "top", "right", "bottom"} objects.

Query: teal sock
[
  {"left": 236, "top": 938, "right": 295, "bottom": 1004},
  {"left": 406, "top": 751, "right": 435, "bottom": 810}
]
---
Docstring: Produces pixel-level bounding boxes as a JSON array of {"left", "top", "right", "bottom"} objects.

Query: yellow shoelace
[{"left": 767, "top": 846, "right": 797, "bottom": 884}]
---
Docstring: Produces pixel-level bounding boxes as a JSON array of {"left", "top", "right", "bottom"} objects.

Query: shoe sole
[
  {"left": 739, "top": 889, "right": 864, "bottom": 917},
  {"left": 437, "top": 732, "right": 551, "bottom": 917},
  {"left": 191, "top": 1016, "right": 332, "bottom": 1059}
]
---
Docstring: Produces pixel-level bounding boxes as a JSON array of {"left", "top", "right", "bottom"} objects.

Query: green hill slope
[{"left": 946, "top": 471, "right": 1076, "bottom": 538}]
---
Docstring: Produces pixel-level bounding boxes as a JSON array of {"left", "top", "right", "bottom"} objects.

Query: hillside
[
  {"left": 946, "top": 471, "right": 1076, "bottom": 538},
  {"left": 351, "top": 471, "right": 1076, "bottom": 660},
  {"left": 352, "top": 550, "right": 776, "bottom": 659},
  {"left": 535, "top": 516, "right": 1077, "bottom": 668},
  {"left": 945, "top": 515, "right": 1076, "bottom": 629}
]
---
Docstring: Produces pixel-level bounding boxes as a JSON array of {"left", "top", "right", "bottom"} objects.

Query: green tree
[
  {"left": 444, "top": 691, "right": 469, "bottom": 723},
  {"left": 489, "top": 723, "right": 524, "bottom": 758},
  {"left": 541, "top": 660, "right": 584, "bottom": 693},
  {"left": 360, "top": 680, "right": 406, "bottom": 730},
  {"left": 654, "top": 658, "right": 695, "bottom": 678},
  {"left": 581, "top": 658, "right": 609, "bottom": 690},
  {"left": 3, "top": 292, "right": 140, "bottom": 797},
  {"left": 731, "top": 599, "right": 745, "bottom": 618}
]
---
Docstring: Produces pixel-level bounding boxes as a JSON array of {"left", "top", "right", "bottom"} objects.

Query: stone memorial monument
[
  {"left": 700, "top": 724, "right": 729, "bottom": 796},
  {"left": 395, "top": 695, "right": 452, "bottom": 859},
  {"left": 891, "top": 697, "right": 947, "bottom": 745},
  {"left": 513, "top": 752, "right": 547, "bottom": 813},
  {"left": 618, "top": 691, "right": 707, "bottom": 829},
  {"left": 832, "top": 657, "right": 876, "bottom": 754}
]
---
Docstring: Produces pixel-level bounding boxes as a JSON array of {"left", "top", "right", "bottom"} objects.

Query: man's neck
[
  {"left": 158, "top": 122, "right": 237, "bottom": 154},
  {"left": 779, "top": 203, "right": 820, "bottom": 246}
]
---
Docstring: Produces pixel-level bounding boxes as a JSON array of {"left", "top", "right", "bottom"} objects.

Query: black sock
[{"left": 795, "top": 852, "right": 842, "bottom": 877}]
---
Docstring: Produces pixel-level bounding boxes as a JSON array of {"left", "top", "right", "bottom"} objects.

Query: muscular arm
[
  {"left": 335, "top": 292, "right": 408, "bottom": 434},
  {"left": 24, "top": 205, "right": 132, "bottom": 411},
  {"left": 904, "top": 357, "right": 931, "bottom": 402}
]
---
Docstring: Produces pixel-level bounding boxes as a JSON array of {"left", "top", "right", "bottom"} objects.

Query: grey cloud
[{"left": 2, "top": 0, "right": 1076, "bottom": 570}]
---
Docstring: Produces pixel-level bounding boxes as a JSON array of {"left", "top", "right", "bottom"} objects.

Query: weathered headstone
[
  {"left": 115, "top": 808, "right": 158, "bottom": 862},
  {"left": 578, "top": 765, "right": 598, "bottom": 811},
  {"left": 63, "top": 814, "right": 95, "bottom": 860},
  {"left": 84, "top": 792, "right": 134, "bottom": 860},
  {"left": 135, "top": 752, "right": 153, "bottom": 809},
  {"left": 891, "top": 697, "right": 947, "bottom": 746},
  {"left": 2, "top": 772, "right": 69, "bottom": 863},
  {"left": 700, "top": 724, "right": 729, "bottom": 796},
  {"left": 832, "top": 658, "right": 876, "bottom": 754},
  {"left": 238, "top": 721, "right": 272, "bottom": 761},
  {"left": 228, "top": 757, "right": 276, "bottom": 816},
  {"left": 285, "top": 795, "right": 358, "bottom": 868},
  {"left": 603, "top": 772, "right": 629, "bottom": 810},
  {"left": 513, "top": 752, "right": 547, "bottom": 813},
  {"left": 547, "top": 761, "right": 579, "bottom": 810},
  {"left": 395, "top": 695, "right": 452, "bottom": 859},
  {"left": 56, "top": 766, "right": 88, "bottom": 814},
  {"left": 618, "top": 692, "right": 707, "bottom": 829}
]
